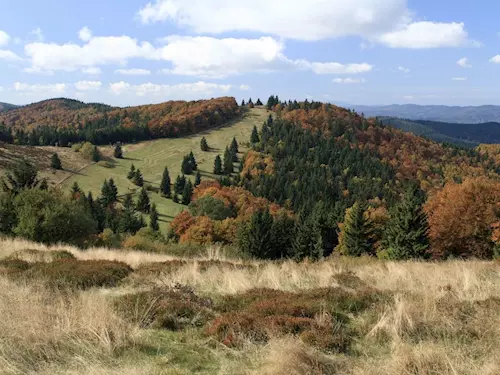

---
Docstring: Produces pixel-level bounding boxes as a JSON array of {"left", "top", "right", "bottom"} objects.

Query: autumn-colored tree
[{"left": 425, "top": 177, "right": 500, "bottom": 258}]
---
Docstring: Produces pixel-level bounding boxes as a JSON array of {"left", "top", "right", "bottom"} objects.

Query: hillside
[
  {"left": 379, "top": 117, "right": 500, "bottom": 146},
  {"left": 352, "top": 103, "right": 500, "bottom": 123},
  {"left": 0, "top": 102, "right": 17, "bottom": 112},
  {"left": 0, "top": 97, "right": 240, "bottom": 146}
]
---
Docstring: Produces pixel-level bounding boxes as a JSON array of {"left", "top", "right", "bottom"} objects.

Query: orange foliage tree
[{"left": 425, "top": 177, "right": 500, "bottom": 258}]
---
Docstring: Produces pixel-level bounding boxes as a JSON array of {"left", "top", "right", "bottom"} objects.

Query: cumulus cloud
[
  {"left": 109, "top": 81, "right": 231, "bottom": 98},
  {"left": 78, "top": 26, "right": 92, "bottom": 42},
  {"left": 333, "top": 77, "right": 366, "bottom": 84},
  {"left": 115, "top": 68, "right": 151, "bottom": 75},
  {"left": 397, "top": 66, "right": 410, "bottom": 73},
  {"left": 452, "top": 77, "right": 467, "bottom": 81},
  {"left": 378, "top": 22, "right": 471, "bottom": 48},
  {"left": 82, "top": 67, "right": 102, "bottom": 75},
  {"left": 75, "top": 81, "right": 102, "bottom": 91},
  {"left": 14, "top": 82, "right": 67, "bottom": 94},
  {"left": 309, "top": 62, "right": 372, "bottom": 74},
  {"left": 29, "top": 28, "right": 44, "bottom": 42},
  {"left": 457, "top": 57, "right": 471, "bottom": 68},
  {"left": 0, "top": 50, "right": 22, "bottom": 61},
  {"left": 0, "top": 30, "right": 10, "bottom": 46},
  {"left": 490, "top": 55, "right": 500, "bottom": 64},
  {"left": 239, "top": 84, "right": 251, "bottom": 91},
  {"left": 137, "top": 0, "right": 410, "bottom": 41}
]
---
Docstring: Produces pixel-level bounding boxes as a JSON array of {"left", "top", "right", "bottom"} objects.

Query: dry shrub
[
  {"left": 135, "top": 259, "right": 254, "bottom": 277},
  {"left": 8, "top": 248, "right": 75, "bottom": 262},
  {"left": 115, "top": 285, "right": 214, "bottom": 331}
]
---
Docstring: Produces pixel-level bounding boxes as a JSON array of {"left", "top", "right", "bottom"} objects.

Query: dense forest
[{"left": 0, "top": 97, "right": 240, "bottom": 146}]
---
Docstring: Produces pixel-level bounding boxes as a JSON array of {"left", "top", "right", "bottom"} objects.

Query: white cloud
[
  {"left": 333, "top": 77, "right": 366, "bottom": 84},
  {"left": 23, "top": 67, "right": 55, "bottom": 75},
  {"left": 403, "top": 95, "right": 413, "bottom": 100},
  {"left": 490, "top": 55, "right": 500, "bottom": 64},
  {"left": 397, "top": 66, "right": 410, "bottom": 73},
  {"left": 24, "top": 36, "right": 157, "bottom": 72},
  {"left": 0, "top": 50, "right": 22, "bottom": 61},
  {"left": 309, "top": 62, "right": 372, "bottom": 74},
  {"left": 452, "top": 77, "right": 467, "bottom": 81},
  {"left": 138, "top": 0, "right": 410, "bottom": 41},
  {"left": 78, "top": 26, "right": 92, "bottom": 42},
  {"left": 239, "top": 84, "right": 251, "bottom": 91},
  {"left": 457, "top": 57, "right": 471, "bottom": 68},
  {"left": 82, "top": 67, "right": 102, "bottom": 75},
  {"left": 115, "top": 68, "right": 151, "bottom": 75},
  {"left": 0, "top": 30, "right": 10, "bottom": 46},
  {"left": 75, "top": 80, "right": 102, "bottom": 91},
  {"left": 109, "top": 80, "right": 232, "bottom": 98},
  {"left": 14, "top": 82, "right": 67, "bottom": 94},
  {"left": 378, "top": 22, "right": 471, "bottom": 48},
  {"left": 29, "top": 28, "right": 44, "bottom": 42}
]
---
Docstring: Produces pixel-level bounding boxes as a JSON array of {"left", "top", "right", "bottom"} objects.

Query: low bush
[
  {"left": 8, "top": 249, "right": 75, "bottom": 263},
  {"left": 97, "top": 160, "right": 114, "bottom": 168},
  {"left": 135, "top": 259, "right": 255, "bottom": 278}
]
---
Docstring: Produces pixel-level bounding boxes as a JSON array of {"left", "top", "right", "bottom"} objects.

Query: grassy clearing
[
  {"left": 0, "top": 237, "right": 499, "bottom": 374},
  {"left": 61, "top": 108, "right": 269, "bottom": 230}
]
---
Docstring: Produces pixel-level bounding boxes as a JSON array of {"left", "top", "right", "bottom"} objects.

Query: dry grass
[{"left": 0, "top": 237, "right": 499, "bottom": 374}]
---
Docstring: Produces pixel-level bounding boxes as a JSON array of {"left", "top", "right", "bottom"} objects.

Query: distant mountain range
[
  {"left": 0, "top": 102, "right": 18, "bottom": 112},
  {"left": 350, "top": 104, "right": 500, "bottom": 124}
]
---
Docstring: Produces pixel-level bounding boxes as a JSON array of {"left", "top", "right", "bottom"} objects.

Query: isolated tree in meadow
[
  {"left": 1, "top": 159, "right": 41, "bottom": 194},
  {"left": 250, "top": 125, "right": 260, "bottom": 144},
  {"left": 255, "top": 98, "right": 263, "bottom": 106},
  {"left": 174, "top": 174, "right": 186, "bottom": 196},
  {"left": 188, "top": 151, "right": 198, "bottom": 171},
  {"left": 194, "top": 170, "right": 201, "bottom": 187},
  {"left": 338, "top": 202, "right": 373, "bottom": 256},
  {"left": 149, "top": 203, "right": 160, "bottom": 231},
  {"left": 114, "top": 143, "right": 123, "bottom": 159},
  {"left": 127, "top": 164, "right": 136, "bottom": 180},
  {"left": 133, "top": 169, "right": 144, "bottom": 187},
  {"left": 182, "top": 179, "right": 193, "bottom": 205},
  {"left": 223, "top": 147, "right": 234, "bottom": 174},
  {"left": 160, "top": 167, "right": 171, "bottom": 198},
  {"left": 384, "top": 186, "right": 429, "bottom": 260},
  {"left": 200, "top": 136, "right": 209, "bottom": 151},
  {"left": 248, "top": 98, "right": 254, "bottom": 108},
  {"left": 213, "top": 155, "right": 223, "bottom": 175},
  {"left": 91, "top": 145, "right": 101, "bottom": 162},
  {"left": 136, "top": 187, "right": 151, "bottom": 213},
  {"left": 181, "top": 155, "right": 193, "bottom": 175},
  {"left": 230, "top": 137, "right": 239, "bottom": 154},
  {"left": 51, "top": 153, "right": 62, "bottom": 170}
]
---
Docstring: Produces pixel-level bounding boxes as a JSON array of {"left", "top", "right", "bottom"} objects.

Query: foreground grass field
[
  {"left": 0, "top": 237, "right": 499, "bottom": 375},
  {"left": 62, "top": 107, "right": 269, "bottom": 230}
]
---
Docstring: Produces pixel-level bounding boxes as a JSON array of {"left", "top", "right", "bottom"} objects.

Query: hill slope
[
  {"left": 0, "top": 102, "right": 17, "bottom": 112},
  {"left": 352, "top": 104, "right": 500, "bottom": 123}
]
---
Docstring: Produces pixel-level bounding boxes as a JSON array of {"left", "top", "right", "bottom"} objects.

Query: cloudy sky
[{"left": 0, "top": 0, "right": 499, "bottom": 106}]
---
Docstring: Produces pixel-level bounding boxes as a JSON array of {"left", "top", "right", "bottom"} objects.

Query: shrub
[
  {"left": 97, "top": 160, "right": 114, "bottom": 168},
  {"left": 7, "top": 249, "right": 75, "bottom": 263}
]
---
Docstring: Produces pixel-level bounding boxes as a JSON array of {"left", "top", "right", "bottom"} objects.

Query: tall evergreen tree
[
  {"left": 188, "top": 151, "right": 198, "bottom": 171},
  {"left": 136, "top": 187, "right": 151, "bottom": 213},
  {"left": 174, "top": 174, "right": 186, "bottom": 196},
  {"left": 181, "top": 155, "right": 193, "bottom": 175},
  {"left": 133, "top": 169, "right": 144, "bottom": 187},
  {"left": 51, "top": 153, "right": 62, "bottom": 170},
  {"left": 149, "top": 203, "right": 160, "bottom": 231},
  {"left": 230, "top": 137, "right": 239, "bottom": 154},
  {"left": 182, "top": 179, "right": 193, "bottom": 205},
  {"left": 118, "top": 193, "right": 143, "bottom": 234},
  {"left": 114, "top": 143, "right": 123, "bottom": 158},
  {"left": 91, "top": 145, "right": 101, "bottom": 162},
  {"left": 71, "top": 181, "right": 82, "bottom": 199},
  {"left": 384, "top": 187, "right": 430, "bottom": 259},
  {"left": 338, "top": 202, "right": 373, "bottom": 256},
  {"left": 267, "top": 114, "right": 273, "bottom": 126},
  {"left": 292, "top": 215, "right": 323, "bottom": 261},
  {"left": 213, "top": 155, "right": 223, "bottom": 175},
  {"left": 223, "top": 147, "right": 234, "bottom": 175},
  {"left": 160, "top": 166, "right": 171, "bottom": 198},
  {"left": 200, "top": 136, "right": 209, "bottom": 151},
  {"left": 194, "top": 170, "right": 202, "bottom": 187},
  {"left": 1, "top": 159, "right": 41, "bottom": 194},
  {"left": 241, "top": 99, "right": 246, "bottom": 107},
  {"left": 255, "top": 98, "right": 263, "bottom": 106},
  {"left": 127, "top": 164, "right": 136, "bottom": 180},
  {"left": 108, "top": 178, "right": 118, "bottom": 202},
  {"left": 250, "top": 125, "right": 260, "bottom": 144},
  {"left": 238, "top": 209, "right": 274, "bottom": 259}
]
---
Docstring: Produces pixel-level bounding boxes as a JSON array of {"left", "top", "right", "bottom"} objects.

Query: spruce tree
[
  {"left": 133, "top": 169, "right": 144, "bottom": 187},
  {"left": 194, "top": 170, "right": 201, "bottom": 187},
  {"left": 174, "top": 174, "right": 186, "bottom": 196},
  {"left": 238, "top": 209, "right": 273, "bottom": 259},
  {"left": 339, "top": 202, "right": 373, "bottom": 256},
  {"left": 200, "top": 137, "right": 209, "bottom": 151},
  {"left": 230, "top": 137, "right": 239, "bottom": 154},
  {"left": 100, "top": 179, "right": 112, "bottom": 206},
  {"left": 71, "top": 181, "right": 82, "bottom": 198},
  {"left": 188, "top": 151, "right": 198, "bottom": 171},
  {"left": 267, "top": 114, "right": 273, "bottom": 126},
  {"left": 241, "top": 99, "right": 246, "bottom": 107},
  {"left": 181, "top": 155, "right": 193, "bottom": 175},
  {"left": 213, "top": 155, "right": 223, "bottom": 175},
  {"left": 114, "top": 143, "right": 123, "bottom": 158},
  {"left": 292, "top": 215, "right": 323, "bottom": 261},
  {"left": 384, "top": 187, "right": 430, "bottom": 259},
  {"left": 127, "top": 164, "right": 136, "bottom": 180},
  {"left": 181, "top": 179, "right": 193, "bottom": 205},
  {"left": 223, "top": 147, "right": 234, "bottom": 174},
  {"left": 256, "top": 98, "right": 263, "bottom": 106},
  {"left": 136, "top": 187, "right": 151, "bottom": 213},
  {"left": 118, "top": 193, "right": 143, "bottom": 234},
  {"left": 91, "top": 145, "right": 101, "bottom": 162},
  {"left": 51, "top": 153, "right": 62, "bottom": 170},
  {"left": 108, "top": 178, "right": 118, "bottom": 202},
  {"left": 149, "top": 203, "right": 160, "bottom": 231},
  {"left": 250, "top": 125, "right": 260, "bottom": 144},
  {"left": 160, "top": 167, "right": 171, "bottom": 198}
]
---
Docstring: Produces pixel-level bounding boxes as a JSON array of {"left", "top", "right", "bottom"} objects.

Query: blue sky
[{"left": 0, "top": 0, "right": 499, "bottom": 106}]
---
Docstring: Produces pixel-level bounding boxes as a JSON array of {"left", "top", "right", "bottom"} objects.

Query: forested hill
[
  {"left": 351, "top": 103, "right": 500, "bottom": 123},
  {"left": 0, "top": 102, "right": 17, "bottom": 112},
  {"left": 0, "top": 97, "right": 240, "bottom": 146}
]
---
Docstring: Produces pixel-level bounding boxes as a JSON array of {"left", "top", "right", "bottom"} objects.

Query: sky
[{"left": 0, "top": 0, "right": 500, "bottom": 107}]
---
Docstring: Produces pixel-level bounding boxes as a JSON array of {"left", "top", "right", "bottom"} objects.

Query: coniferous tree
[
  {"left": 174, "top": 174, "right": 186, "bottom": 196},
  {"left": 108, "top": 178, "right": 118, "bottom": 202},
  {"left": 238, "top": 209, "right": 274, "bottom": 259},
  {"left": 149, "top": 203, "right": 160, "bottom": 231},
  {"left": 181, "top": 179, "right": 193, "bottom": 205},
  {"left": 384, "top": 186, "right": 430, "bottom": 259},
  {"left": 39, "top": 178, "right": 48, "bottom": 191},
  {"left": 51, "top": 153, "right": 62, "bottom": 170},
  {"left": 223, "top": 147, "right": 234, "bottom": 174},
  {"left": 91, "top": 145, "right": 101, "bottom": 162},
  {"left": 292, "top": 215, "right": 323, "bottom": 261},
  {"left": 188, "top": 151, "right": 198, "bottom": 171},
  {"left": 194, "top": 170, "right": 201, "bottom": 187},
  {"left": 136, "top": 187, "right": 150, "bottom": 213},
  {"left": 181, "top": 155, "right": 193, "bottom": 175},
  {"left": 256, "top": 98, "right": 263, "bottom": 106},
  {"left": 127, "top": 164, "right": 136, "bottom": 180},
  {"left": 250, "top": 125, "right": 260, "bottom": 144},
  {"left": 114, "top": 143, "right": 123, "bottom": 158},
  {"left": 339, "top": 202, "right": 373, "bottom": 256},
  {"left": 213, "top": 155, "right": 223, "bottom": 175},
  {"left": 200, "top": 136, "right": 209, "bottom": 151},
  {"left": 230, "top": 137, "right": 239, "bottom": 154},
  {"left": 133, "top": 169, "right": 144, "bottom": 187},
  {"left": 267, "top": 114, "right": 273, "bottom": 126},
  {"left": 241, "top": 99, "right": 246, "bottom": 107},
  {"left": 118, "top": 193, "right": 143, "bottom": 234},
  {"left": 1, "top": 159, "right": 41, "bottom": 194},
  {"left": 71, "top": 181, "right": 82, "bottom": 199},
  {"left": 160, "top": 167, "right": 171, "bottom": 198},
  {"left": 172, "top": 194, "right": 179, "bottom": 203}
]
